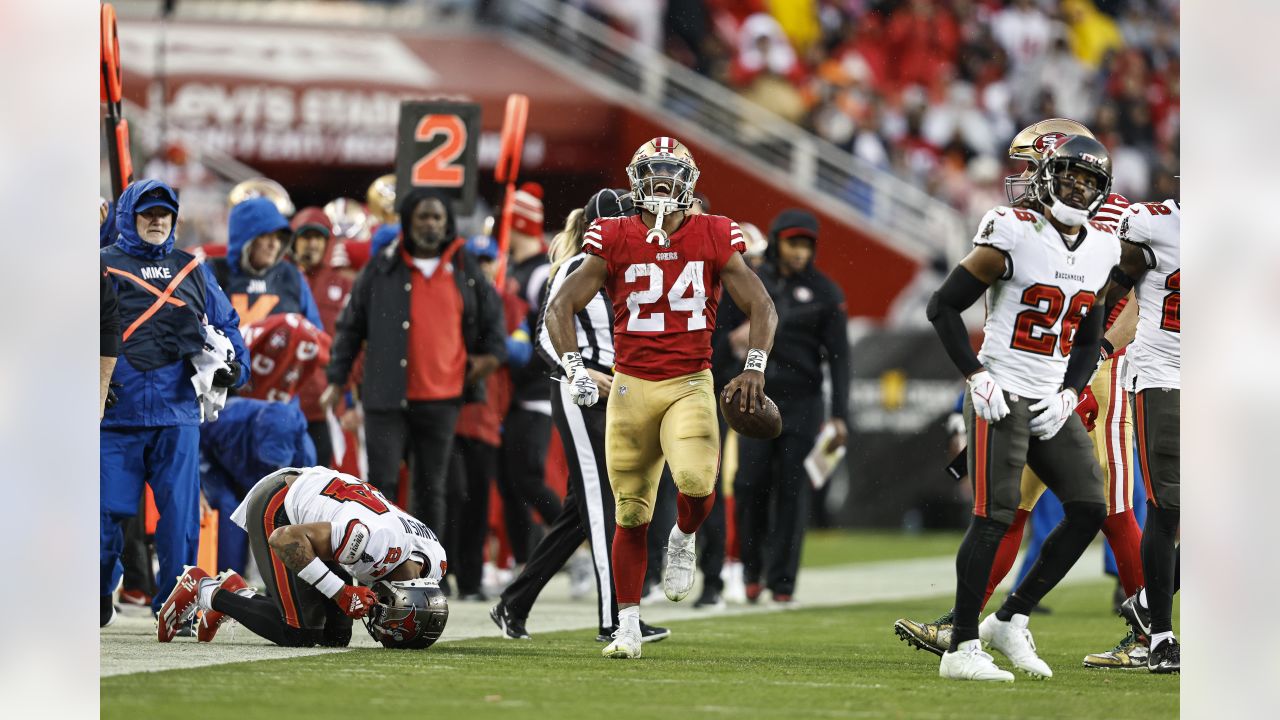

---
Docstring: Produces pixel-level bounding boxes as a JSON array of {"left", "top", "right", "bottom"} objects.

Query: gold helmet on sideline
[
  {"left": 228, "top": 177, "right": 295, "bottom": 217},
  {"left": 367, "top": 174, "right": 397, "bottom": 225},
  {"left": 324, "top": 197, "right": 371, "bottom": 241},
  {"left": 1004, "top": 118, "right": 1096, "bottom": 206}
]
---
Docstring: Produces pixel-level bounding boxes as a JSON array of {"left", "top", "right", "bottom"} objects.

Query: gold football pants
[
  {"left": 605, "top": 369, "right": 719, "bottom": 528},
  {"left": 1018, "top": 355, "right": 1135, "bottom": 515}
]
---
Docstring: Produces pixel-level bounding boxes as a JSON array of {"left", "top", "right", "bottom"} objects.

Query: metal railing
[
  {"left": 112, "top": 0, "right": 462, "bottom": 30},
  {"left": 504, "top": 0, "right": 966, "bottom": 261}
]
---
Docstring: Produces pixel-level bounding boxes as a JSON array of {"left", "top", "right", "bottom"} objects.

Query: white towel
[{"left": 190, "top": 324, "right": 235, "bottom": 422}]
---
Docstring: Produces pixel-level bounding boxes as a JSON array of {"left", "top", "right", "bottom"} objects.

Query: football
[{"left": 719, "top": 389, "right": 783, "bottom": 439}]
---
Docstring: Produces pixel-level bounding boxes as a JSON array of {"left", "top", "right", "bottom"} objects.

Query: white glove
[
  {"left": 561, "top": 352, "right": 598, "bottom": 407},
  {"left": 945, "top": 412, "right": 966, "bottom": 437},
  {"left": 1028, "top": 388, "right": 1078, "bottom": 439},
  {"left": 966, "top": 370, "right": 1010, "bottom": 423}
]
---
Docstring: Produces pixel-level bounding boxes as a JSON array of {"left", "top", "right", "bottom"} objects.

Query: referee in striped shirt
[{"left": 490, "top": 188, "right": 668, "bottom": 644}]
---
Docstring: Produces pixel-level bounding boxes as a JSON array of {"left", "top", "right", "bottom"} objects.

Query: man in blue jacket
[
  {"left": 101, "top": 180, "right": 250, "bottom": 626},
  {"left": 209, "top": 196, "right": 322, "bottom": 330},
  {"left": 201, "top": 397, "right": 316, "bottom": 574}
]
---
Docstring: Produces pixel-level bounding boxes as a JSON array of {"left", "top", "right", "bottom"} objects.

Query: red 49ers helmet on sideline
[{"left": 240, "top": 313, "right": 331, "bottom": 402}]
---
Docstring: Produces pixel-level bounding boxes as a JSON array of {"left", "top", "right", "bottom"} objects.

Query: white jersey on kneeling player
[
  {"left": 1119, "top": 200, "right": 1180, "bottom": 391},
  {"left": 282, "top": 467, "right": 447, "bottom": 585},
  {"left": 973, "top": 205, "right": 1121, "bottom": 399}
]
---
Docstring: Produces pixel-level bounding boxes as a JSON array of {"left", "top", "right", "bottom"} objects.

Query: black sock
[
  {"left": 1173, "top": 544, "right": 1180, "bottom": 594},
  {"left": 949, "top": 515, "right": 1009, "bottom": 650},
  {"left": 1141, "top": 502, "right": 1179, "bottom": 635},
  {"left": 211, "top": 590, "right": 318, "bottom": 647},
  {"left": 997, "top": 501, "right": 1105, "bottom": 621}
]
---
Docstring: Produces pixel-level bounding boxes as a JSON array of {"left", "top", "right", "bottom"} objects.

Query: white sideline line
[{"left": 101, "top": 547, "right": 1107, "bottom": 678}]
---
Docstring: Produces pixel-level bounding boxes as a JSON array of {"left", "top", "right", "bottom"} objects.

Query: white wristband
[
  {"left": 745, "top": 349, "right": 767, "bottom": 373},
  {"left": 297, "top": 557, "right": 344, "bottom": 598},
  {"left": 560, "top": 351, "right": 585, "bottom": 376}
]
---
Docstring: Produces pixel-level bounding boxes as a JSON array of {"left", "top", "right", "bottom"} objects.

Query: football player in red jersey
[{"left": 545, "top": 137, "right": 777, "bottom": 658}]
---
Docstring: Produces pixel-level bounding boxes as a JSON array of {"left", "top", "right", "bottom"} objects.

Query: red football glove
[
  {"left": 334, "top": 584, "right": 378, "bottom": 619},
  {"left": 1074, "top": 386, "right": 1099, "bottom": 432}
]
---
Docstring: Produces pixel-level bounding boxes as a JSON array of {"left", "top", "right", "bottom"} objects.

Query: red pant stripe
[
  {"left": 262, "top": 486, "right": 301, "bottom": 628},
  {"left": 973, "top": 416, "right": 989, "bottom": 518},
  {"left": 1134, "top": 392, "right": 1158, "bottom": 508}
]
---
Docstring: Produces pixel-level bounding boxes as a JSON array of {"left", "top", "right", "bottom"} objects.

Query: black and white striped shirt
[{"left": 536, "top": 253, "right": 614, "bottom": 376}]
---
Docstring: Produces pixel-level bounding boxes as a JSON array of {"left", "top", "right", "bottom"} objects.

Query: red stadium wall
[{"left": 613, "top": 114, "right": 921, "bottom": 319}]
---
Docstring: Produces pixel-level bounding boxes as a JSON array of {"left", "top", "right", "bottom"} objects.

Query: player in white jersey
[
  {"left": 1100, "top": 199, "right": 1181, "bottom": 673},
  {"left": 897, "top": 119, "right": 1149, "bottom": 670},
  {"left": 157, "top": 467, "right": 449, "bottom": 649},
  {"left": 924, "top": 135, "right": 1121, "bottom": 681}
]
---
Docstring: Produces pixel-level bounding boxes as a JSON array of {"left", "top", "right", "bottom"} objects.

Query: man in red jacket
[{"left": 290, "top": 207, "right": 353, "bottom": 466}]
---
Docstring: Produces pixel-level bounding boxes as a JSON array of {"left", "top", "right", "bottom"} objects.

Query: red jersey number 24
[{"left": 624, "top": 262, "right": 707, "bottom": 332}]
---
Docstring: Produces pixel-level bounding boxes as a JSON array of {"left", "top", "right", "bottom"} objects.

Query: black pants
[
  {"left": 365, "top": 399, "right": 461, "bottom": 533},
  {"left": 446, "top": 436, "right": 496, "bottom": 595},
  {"left": 307, "top": 419, "right": 333, "bottom": 468},
  {"left": 734, "top": 396, "right": 824, "bottom": 596},
  {"left": 695, "top": 418, "right": 731, "bottom": 594},
  {"left": 497, "top": 407, "right": 559, "bottom": 563},
  {"left": 502, "top": 386, "right": 618, "bottom": 634},
  {"left": 120, "top": 494, "right": 155, "bottom": 595}
]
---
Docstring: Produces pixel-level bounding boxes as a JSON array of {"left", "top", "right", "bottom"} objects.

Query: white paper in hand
[
  {"left": 327, "top": 408, "right": 346, "bottom": 466},
  {"left": 804, "top": 422, "right": 847, "bottom": 490}
]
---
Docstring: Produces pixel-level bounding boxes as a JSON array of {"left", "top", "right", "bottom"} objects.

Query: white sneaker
[
  {"left": 602, "top": 623, "right": 642, "bottom": 659},
  {"left": 722, "top": 561, "right": 747, "bottom": 604},
  {"left": 980, "top": 613, "right": 1053, "bottom": 678},
  {"left": 642, "top": 583, "right": 668, "bottom": 604},
  {"left": 663, "top": 527, "right": 697, "bottom": 601},
  {"left": 939, "top": 640, "right": 1015, "bottom": 682}
]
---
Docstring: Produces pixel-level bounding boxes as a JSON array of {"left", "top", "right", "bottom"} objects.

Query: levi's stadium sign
[{"left": 117, "top": 20, "right": 605, "bottom": 171}]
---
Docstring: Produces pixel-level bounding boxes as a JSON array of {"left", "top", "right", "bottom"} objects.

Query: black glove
[
  {"left": 105, "top": 382, "right": 122, "bottom": 410},
  {"left": 212, "top": 359, "right": 241, "bottom": 389}
]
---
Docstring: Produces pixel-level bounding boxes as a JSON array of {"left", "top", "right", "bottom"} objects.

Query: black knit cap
[
  {"left": 584, "top": 188, "right": 636, "bottom": 224},
  {"left": 768, "top": 208, "right": 819, "bottom": 241}
]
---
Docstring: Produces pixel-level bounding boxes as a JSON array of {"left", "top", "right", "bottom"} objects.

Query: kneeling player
[{"left": 157, "top": 466, "right": 447, "bottom": 648}]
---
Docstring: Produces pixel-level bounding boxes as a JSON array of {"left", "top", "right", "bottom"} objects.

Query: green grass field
[
  {"left": 102, "top": 578, "right": 1177, "bottom": 719},
  {"left": 802, "top": 529, "right": 965, "bottom": 567}
]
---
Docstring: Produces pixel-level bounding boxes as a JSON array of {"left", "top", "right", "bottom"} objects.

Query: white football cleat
[
  {"left": 980, "top": 613, "right": 1053, "bottom": 678},
  {"left": 602, "top": 624, "right": 642, "bottom": 659},
  {"left": 939, "top": 640, "right": 1015, "bottom": 682},
  {"left": 662, "top": 527, "right": 697, "bottom": 602}
]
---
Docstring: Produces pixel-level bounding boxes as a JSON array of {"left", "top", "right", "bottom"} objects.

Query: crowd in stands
[{"left": 586, "top": 0, "right": 1179, "bottom": 221}]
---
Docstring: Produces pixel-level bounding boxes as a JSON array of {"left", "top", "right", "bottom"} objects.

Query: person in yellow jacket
[{"left": 1061, "top": 0, "right": 1124, "bottom": 69}]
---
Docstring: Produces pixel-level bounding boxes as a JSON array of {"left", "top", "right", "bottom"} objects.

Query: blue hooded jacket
[
  {"left": 101, "top": 180, "right": 250, "bottom": 427},
  {"left": 213, "top": 197, "right": 321, "bottom": 328},
  {"left": 200, "top": 398, "right": 316, "bottom": 493}
]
